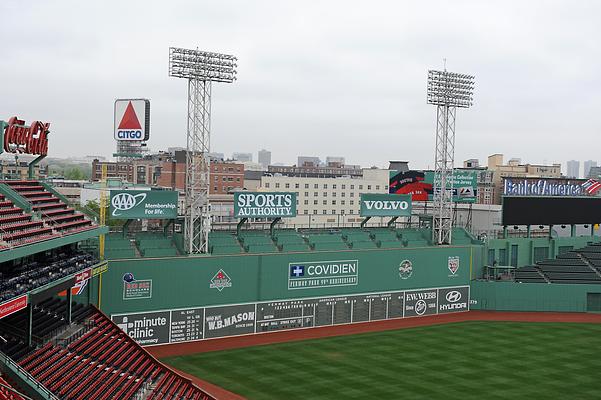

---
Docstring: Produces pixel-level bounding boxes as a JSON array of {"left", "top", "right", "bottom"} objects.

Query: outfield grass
[{"left": 162, "top": 322, "right": 601, "bottom": 399}]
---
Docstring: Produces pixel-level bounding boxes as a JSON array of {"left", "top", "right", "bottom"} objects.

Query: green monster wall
[{"left": 98, "top": 246, "right": 474, "bottom": 317}]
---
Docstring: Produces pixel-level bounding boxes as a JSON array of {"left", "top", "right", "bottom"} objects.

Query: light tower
[
  {"left": 427, "top": 69, "right": 474, "bottom": 245},
  {"left": 169, "top": 47, "right": 237, "bottom": 254}
]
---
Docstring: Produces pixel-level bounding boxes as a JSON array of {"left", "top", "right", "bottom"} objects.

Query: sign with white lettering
[
  {"left": 288, "top": 260, "right": 359, "bottom": 290},
  {"left": 234, "top": 192, "right": 297, "bottom": 218},
  {"left": 503, "top": 177, "right": 601, "bottom": 197},
  {"left": 110, "top": 190, "right": 178, "bottom": 219},
  {"left": 360, "top": 194, "right": 412, "bottom": 217}
]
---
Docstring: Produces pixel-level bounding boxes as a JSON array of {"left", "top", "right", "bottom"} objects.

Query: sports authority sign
[
  {"left": 110, "top": 190, "right": 178, "bottom": 219},
  {"left": 360, "top": 194, "right": 412, "bottom": 217},
  {"left": 114, "top": 99, "right": 150, "bottom": 141},
  {"left": 288, "top": 260, "right": 358, "bottom": 290},
  {"left": 234, "top": 192, "right": 297, "bottom": 218}
]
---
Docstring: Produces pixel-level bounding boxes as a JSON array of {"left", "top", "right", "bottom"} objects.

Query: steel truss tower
[
  {"left": 427, "top": 69, "right": 474, "bottom": 245},
  {"left": 169, "top": 47, "right": 237, "bottom": 254}
]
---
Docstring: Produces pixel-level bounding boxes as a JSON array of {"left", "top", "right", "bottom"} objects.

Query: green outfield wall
[
  {"left": 470, "top": 280, "right": 601, "bottom": 312},
  {"left": 99, "top": 246, "right": 473, "bottom": 316}
]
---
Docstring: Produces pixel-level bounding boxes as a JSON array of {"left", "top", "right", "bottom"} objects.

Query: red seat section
[
  {"left": 13, "top": 308, "right": 214, "bottom": 400},
  {"left": 0, "top": 375, "right": 26, "bottom": 400}
]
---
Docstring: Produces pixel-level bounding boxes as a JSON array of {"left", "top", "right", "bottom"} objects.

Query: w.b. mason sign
[{"left": 360, "top": 194, "right": 412, "bottom": 217}]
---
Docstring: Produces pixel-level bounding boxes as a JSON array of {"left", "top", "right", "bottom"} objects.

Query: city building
[
  {"left": 584, "top": 160, "right": 597, "bottom": 178},
  {"left": 258, "top": 149, "right": 271, "bottom": 169},
  {"left": 567, "top": 160, "right": 580, "bottom": 178},
  {"left": 487, "top": 154, "right": 562, "bottom": 204},
  {"left": 156, "top": 158, "right": 244, "bottom": 194},
  {"left": 260, "top": 168, "right": 389, "bottom": 225},
  {"left": 325, "top": 156, "right": 345, "bottom": 167},
  {"left": 463, "top": 159, "right": 480, "bottom": 168},
  {"left": 91, "top": 159, "right": 161, "bottom": 186},
  {"left": 232, "top": 152, "right": 252, "bottom": 162},
  {"left": 268, "top": 164, "right": 362, "bottom": 178},
  {"left": 297, "top": 156, "right": 321, "bottom": 167},
  {"left": 587, "top": 166, "right": 601, "bottom": 179},
  {"left": 46, "top": 178, "right": 86, "bottom": 203},
  {"left": 243, "top": 170, "right": 264, "bottom": 191},
  {"left": 0, "top": 160, "right": 48, "bottom": 180}
]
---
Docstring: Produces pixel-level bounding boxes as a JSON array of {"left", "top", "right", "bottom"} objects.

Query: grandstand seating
[
  {"left": 0, "top": 252, "right": 98, "bottom": 303},
  {"left": 3, "top": 181, "right": 95, "bottom": 234},
  {"left": 239, "top": 234, "right": 278, "bottom": 253},
  {"left": 0, "top": 374, "right": 25, "bottom": 400},
  {"left": 136, "top": 235, "right": 179, "bottom": 258},
  {"left": 10, "top": 306, "right": 212, "bottom": 400},
  {"left": 209, "top": 231, "right": 243, "bottom": 255},
  {"left": 514, "top": 266, "right": 548, "bottom": 283}
]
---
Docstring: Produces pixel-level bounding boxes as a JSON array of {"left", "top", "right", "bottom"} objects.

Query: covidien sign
[{"left": 360, "top": 194, "right": 412, "bottom": 217}]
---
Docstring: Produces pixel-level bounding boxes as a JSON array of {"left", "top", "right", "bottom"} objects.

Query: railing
[
  {"left": 0, "top": 351, "right": 59, "bottom": 400},
  {"left": 54, "top": 319, "right": 96, "bottom": 349}
]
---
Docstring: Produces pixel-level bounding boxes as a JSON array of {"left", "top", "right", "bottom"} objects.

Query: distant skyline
[{"left": 1, "top": 1, "right": 600, "bottom": 171}]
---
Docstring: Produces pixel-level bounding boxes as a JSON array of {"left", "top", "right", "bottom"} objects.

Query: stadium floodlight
[
  {"left": 169, "top": 47, "right": 238, "bottom": 254},
  {"left": 427, "top": 68, "right": 475, "bottom": 245}
]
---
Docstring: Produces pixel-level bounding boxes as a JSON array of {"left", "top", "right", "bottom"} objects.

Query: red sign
[
  {"left": 3, "top": 116, "right": 50, "bottom": 155},
  {"left": 0, "top": 295, "right": 28, "bottom": 320},
  {"left": 74, "top": 268, "right": 92, "bottom": 284}
]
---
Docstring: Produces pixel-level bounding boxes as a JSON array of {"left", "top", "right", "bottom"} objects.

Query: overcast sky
[{"left": 1, "top": 0, "right": 599, "bottom": 172}]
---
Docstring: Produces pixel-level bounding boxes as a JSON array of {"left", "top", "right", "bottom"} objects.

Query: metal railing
[{"left": 0, "top": 351, "right": 59, "bottom": 400}]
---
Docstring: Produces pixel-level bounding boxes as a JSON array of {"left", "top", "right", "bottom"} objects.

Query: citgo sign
[
  {"left": 234, "top": 192, "right": 297, "bottom": 218},
  {"left": 114, "top": 99, "right": 150, "bottom": 141},
  {"left": 110, "top": 190, "right": 178, "bottom": 219},
  {"left": 360, "top": 194, "right": 412, "bottom": 217}
]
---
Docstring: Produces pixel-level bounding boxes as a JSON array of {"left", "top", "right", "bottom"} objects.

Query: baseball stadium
[{"left": 2, "top": 63, "right": 601, "bottom": 400}]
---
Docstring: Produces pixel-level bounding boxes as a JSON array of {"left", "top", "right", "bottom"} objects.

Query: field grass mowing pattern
[{"left": 162, "top": 322, "right": 601, "bottom": 400}]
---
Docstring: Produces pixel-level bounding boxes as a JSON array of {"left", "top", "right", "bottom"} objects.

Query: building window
[
  {"left": 385, "top": 185, "right": 388, "bottom": 191},
  {"left": 376, "top": 185, "right": 380, "bottom": 190},
  {"left": 295, "top": 183, "right": 299, "bottom": 189},
  {"left": 304, "top": 192, "right": 309, "bottom": 196},
  {"left": 214, "top": 186, "right": 218, "bottom": 191},
  {"left": 314, "top": 192, "right": 318, "bottom": 197},
  {"left": 285, "top": 183, "right": 290, "bottom": 188},
  {"left": 350, "top": 210, "right": 354, "bottom": 214},
  {"left": 305, "top": 184, "right": 309, "bottom": 189},
  {"left": 323, "top": 184, "right": 328, "bottom": 189},
  {"left": 265, "top": 183, "right": 270, "bottom": 188},
  {"left": 368, "top": 185, "right": 372, "bottom": 190},
  {"left": 341, "top": 192, "right": 345, "bottom": 197},
  {"left": 332, "top": 192, "right": 337, "bottom": 197},
  {"left": 342, "top": 184, "right": 346, "bottom": 189},
  {"left": 350, "top": 200, "right": 354, "bottom": 205},
  {"left": 237, "top": 177, "right": 240, "bottom": 182},
  {"left": 313, "top": 209, "right": 318, "bottom": 214},
  {"left": 228, "top": 177, "right": 233, "bottom": 181},
  {"left": 222, "top": 177, "right": 227, "bottom": 182},
  {"left": 275, "top": 183, "right": 280, "bottom": 188},
  {"left": 332, "top": 210, "right": 336, "bottom": 214},
  {"left": 333, "top": 184, "right": 337, "bottom": 189},
  {"left": 304, "top": 200, "right": 309, "bottom": 205},
  {"left": 350, "top": 192, "right": 354, "bottom": 197},
  {"left": 341, "top": 200, "right": 345, "bottom": 205},
  {"left": 314, "top": 184, "right": 318, "bottom": 189},
  {"left": 359, "top": 185, "right": 363, "bottom": 190},
  {"left": 323, "top": 200, "right": 327, "bottom": 205},
  {"left": 351, "top": 185, "right": 354, "bottom": 189},
  {"left": 214, "top": 176, "right": 218, "bottom": 181},
  {"left": 314, "top": 200, "right": 318, "bottom": 205},
  {"left": 304, "top": 210, "right": 308, "bottom": 215},
  {"left": 323, "top": 192, "right": 328, "bottom": 197},
  {"left": 332, "top": 200, "right": 337, "bottom": 205},
  {"left": 323, "top": 210, "right": 327, "bottom": 214}
]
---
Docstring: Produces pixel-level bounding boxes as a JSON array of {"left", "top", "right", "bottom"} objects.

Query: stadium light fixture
[
  {"left": 169, "top": 47, "right": 238, "bottom": 255},
  {"left": 427, "top": 67, "right": 475, "bottom": 245}
]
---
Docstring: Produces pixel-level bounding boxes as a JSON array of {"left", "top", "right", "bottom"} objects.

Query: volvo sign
[{"left": 360, "top": 194, "right": 412, "bottom": 217}]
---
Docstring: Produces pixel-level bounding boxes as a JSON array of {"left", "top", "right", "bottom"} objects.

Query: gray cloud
[{"left": 0, "top": 0, "right": 599, "bottom": 171}]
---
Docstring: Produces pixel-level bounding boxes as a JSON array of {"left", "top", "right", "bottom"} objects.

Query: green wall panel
[{"left": 99, "top": 247, "right": 473, "bottom": 316}]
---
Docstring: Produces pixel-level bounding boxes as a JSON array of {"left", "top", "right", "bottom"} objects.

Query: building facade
[
  {"left": 567, "top": 160, "right": 580, "bottom": 179},
  {"left": 258, "top": 149, "right": 271, "bottom": 169},
  {"left": 260, "top": 168, "right": 389, "bottom": 225},
  {"left": 584, "top": 160, "right": 597, "bottom": 178}
]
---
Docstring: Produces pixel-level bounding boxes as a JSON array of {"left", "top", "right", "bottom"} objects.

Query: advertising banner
[
  {"left": 359, "top": 194, "right": 412, "bottom": 217},
  {"left": 110, "top": 190, "right": 178, "bottom": 219},
  {"left": 502, "top": 177, "right": 601, "bottom": 197},
  {"left": 234, "top": 192, "right": 297, "bottom": 218},
  {"left": 288, "top": 260, "right": 359, "bottom": 290},
  {"left": 114, "top": 99, "right": 150, "bottom": 141},
  {"left": 0, "top": 295, "right": 28, "bottom": 320},
  {"left": 424, "top": 170, "right": 478, "bottom": 203}
]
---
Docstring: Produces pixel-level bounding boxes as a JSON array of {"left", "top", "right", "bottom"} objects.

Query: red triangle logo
[{"left": 118, "top": 101, "right": 142, "bottom": 130}]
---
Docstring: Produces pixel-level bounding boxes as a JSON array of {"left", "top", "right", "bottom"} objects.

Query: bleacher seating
[
  {"left": 11, "top": 308, "right": 213, "bottom": 400},
  {"left": 514, "top": 266, "right": 547, "bottom": 283},
  {"left": 0, "top": 374, "right": 25, "bottom": 400},
  {"left": 136, "top": 235, "right": 179, "bottom": 258},
  {"left": 0, "top": 252, "right": 98, "bottom": 303},
  {"left": 209, "top": 231, "right": 243, "bottom": 255},
  {"left": 3, "top": 180, "right": 95, "bottom": 234}
]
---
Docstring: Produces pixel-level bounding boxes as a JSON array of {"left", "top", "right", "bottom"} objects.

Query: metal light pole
[
  {"left": 427, "top": 69, "right": 474, "bottom": 245},
  {"left": 169, "top": 47, "right": 237, "bottom": 254}
]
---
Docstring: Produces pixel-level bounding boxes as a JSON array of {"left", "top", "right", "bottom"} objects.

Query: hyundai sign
[
  {"left": 114, "top": 99, "right": 150, "bottom": 141},
  {"left": 110, "top": 190, "right": 177, "bottom": 219},
  {"left": 360, "top": 194, "right": 412, "bottom": 217},
  {"left": 234, "top": 192, "right": 297, "bottom": 218}
]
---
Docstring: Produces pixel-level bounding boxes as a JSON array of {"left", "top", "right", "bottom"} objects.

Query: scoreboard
[{"left": 111, "top": 285, "right": 469, "bottom": 346}]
